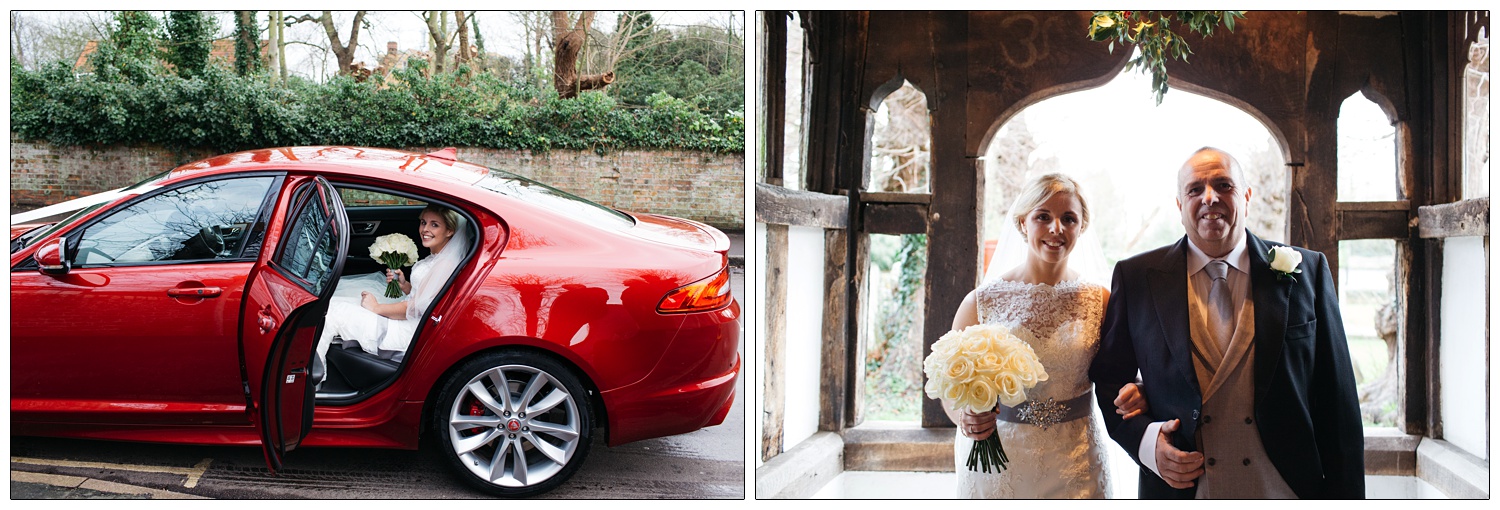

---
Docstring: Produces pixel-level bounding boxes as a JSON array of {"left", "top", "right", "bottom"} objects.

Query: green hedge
[{"left": 10, "top": 60, "right": 744, "bottom": 154}]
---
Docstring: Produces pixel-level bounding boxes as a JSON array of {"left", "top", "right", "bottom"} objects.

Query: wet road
[{"left": 11, "top": 266, "right": 746, "bottom": 499}]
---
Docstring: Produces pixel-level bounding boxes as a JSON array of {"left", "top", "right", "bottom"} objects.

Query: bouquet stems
[
  {"left": 384, "top": 274, "right": 403, "bottom": 298},
  {"left": 965, "top": 433, "right": 1009, "bottom": 473}
]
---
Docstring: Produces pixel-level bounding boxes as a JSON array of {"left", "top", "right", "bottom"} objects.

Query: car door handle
[
  {"left": 258, "top": 305, "right": 276, "bottom": 334},
  {"left": 167, "top": 286, "right": 223, "bottom": 298}
]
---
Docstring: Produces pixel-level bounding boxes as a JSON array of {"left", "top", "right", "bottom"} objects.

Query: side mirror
[{"left": 36, "top": 237, "right": 71, "bottom": 275}]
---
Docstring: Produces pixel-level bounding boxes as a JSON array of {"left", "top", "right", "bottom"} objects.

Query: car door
[
  {"left": 10, "top": 174, "right": 281, "bottom": 426},
  {"left": 241, "top": 176, "right": 348, "bottom": 471}
]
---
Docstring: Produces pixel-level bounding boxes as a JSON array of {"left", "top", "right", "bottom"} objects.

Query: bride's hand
[
  {"left": 958, "top": 409, "right": 997, "bottom": 440},
  {"left": 359, "top": 291, "right": 379, "bottom": 312},
  {"left": 384, "top": 268, "right": 407, "bottom": 285},
  {"left": 1114, "top": 383, "right": 1147, "bottom": 420}
]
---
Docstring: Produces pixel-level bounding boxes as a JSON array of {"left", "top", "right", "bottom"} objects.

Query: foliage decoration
[{"left": 1087, "top": 11, "right": 1246, "bottom": 104}]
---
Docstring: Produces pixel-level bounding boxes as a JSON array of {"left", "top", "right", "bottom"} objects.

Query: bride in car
[{"left": 317, "top": 204, "right": 469, "bottom": 367}]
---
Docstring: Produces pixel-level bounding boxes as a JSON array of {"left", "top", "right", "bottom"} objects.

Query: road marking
[
  {"left": 11, "top": 456, "right": 213, "bottom": 488},
  {"left": 12, "top": 470, "right": 207, "bottom": 499}
]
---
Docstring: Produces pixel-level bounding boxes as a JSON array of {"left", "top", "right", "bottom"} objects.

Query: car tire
[{"left": 432, "top": 350, "right": 593, "bottom": 498}]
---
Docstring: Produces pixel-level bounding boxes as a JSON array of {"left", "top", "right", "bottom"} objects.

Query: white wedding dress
[
  {"left": 955, "top": 278, "right": 1112, "bottom": 499},
  {"left": 317, "top": 223, "right": 469, "bottom": 368}
]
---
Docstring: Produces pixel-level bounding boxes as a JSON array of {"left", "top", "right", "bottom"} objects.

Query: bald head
[{"left": 1175, "top": 147, "right": 1252, "bottom": 257}]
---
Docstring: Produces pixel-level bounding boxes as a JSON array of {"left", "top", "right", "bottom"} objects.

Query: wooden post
[{"left": 761, "top": 224, "right": 788, "bottom": 462}]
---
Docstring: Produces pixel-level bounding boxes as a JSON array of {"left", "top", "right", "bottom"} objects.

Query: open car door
[{"left": 244, "top": 176, "right": 348, "bottom": 472}]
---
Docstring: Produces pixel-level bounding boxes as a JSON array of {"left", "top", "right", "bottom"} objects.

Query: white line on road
[
  {"left": 12, "top": 470, "right": 208, "bottom": 499},
  {"left": 11, "top": 456, "right": 214, "bottom": 488}
]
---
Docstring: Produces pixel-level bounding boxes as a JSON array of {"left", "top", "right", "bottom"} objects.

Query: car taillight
[{"left": 657, "top": 266, "right": 732, "bottom": 314}]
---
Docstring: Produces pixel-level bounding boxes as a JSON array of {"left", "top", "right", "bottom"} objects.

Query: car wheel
[{"left": 432, "top": 351, "right": 593, "bottom": 498}]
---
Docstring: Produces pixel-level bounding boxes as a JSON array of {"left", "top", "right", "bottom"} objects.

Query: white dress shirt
[{"left": 1138, "top": 235, "right": 1251, "bottom": 479}]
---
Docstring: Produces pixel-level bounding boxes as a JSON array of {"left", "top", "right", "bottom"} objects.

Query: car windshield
[
  {"left": 12, "top": 170, "right": 173, "bottom": 252},
  {"left": 474, "top": 168, "right": 634, "bottom": 229}
]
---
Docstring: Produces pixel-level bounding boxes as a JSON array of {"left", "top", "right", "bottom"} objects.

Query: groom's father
[{"left": 1089, "top": 147, "right": 1364, "bottom": 498}]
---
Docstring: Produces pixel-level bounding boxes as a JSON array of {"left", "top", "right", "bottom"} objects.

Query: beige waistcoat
[{"left": 1188, "top": 297, "right": 1297, "bottom": 499}]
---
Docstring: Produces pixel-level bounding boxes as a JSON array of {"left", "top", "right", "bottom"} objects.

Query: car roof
[{"left": 169, "top": 146, "right": 491, "bottom": 187}]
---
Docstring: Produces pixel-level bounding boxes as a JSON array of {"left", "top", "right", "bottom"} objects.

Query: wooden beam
[
  {"left": 863, "top": 202, "right": 929, "bottom": 235},
  {"left": 755, "top": 183, "right": 849, "bottom": 229},
  {"left": 819, "top": 229, "right": 848, "bottom": 431},
  {"left": 760, "top": 224, "right": 789, "bottom": 462},
  {"left": 1418, "top": 197, "right": 1489, "bottom": 238},
  {"left": 761, "top": 11, "right": 788, "bottom": 183},
  {"left": 1337, "top": 201, "right": 1411, "bottom": 239},
  {"left": 860, "top": 191, "right": 931, "bottom": 204}
]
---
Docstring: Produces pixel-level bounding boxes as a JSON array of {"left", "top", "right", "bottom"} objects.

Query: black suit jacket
[{"left": 1088, "top": 232, "right": 1365, "bottom": 499}]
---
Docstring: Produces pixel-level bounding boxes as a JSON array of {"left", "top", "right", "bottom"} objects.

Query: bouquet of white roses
[
  {"left": 369, "top": 233, "right": 420, "bottom": 298},
  {"left": 923, "top": 323, "right": 1049, "bottom": 473}
]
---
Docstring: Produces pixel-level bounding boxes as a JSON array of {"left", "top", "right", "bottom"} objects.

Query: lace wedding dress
[{"left": 955, "top": 279, "right": 1112, "bottom": 499}]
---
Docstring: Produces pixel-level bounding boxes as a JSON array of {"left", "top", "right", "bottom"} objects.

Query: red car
[{"left": 9, "top": 146, "right": 740, "bottom": 497}]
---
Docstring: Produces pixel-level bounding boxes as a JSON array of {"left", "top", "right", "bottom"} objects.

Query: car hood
[
  {"left": 11, "top": 187, "right": 135, "bottom": 225},
  {"left": 624, "top": 212, "right": 729, "bottom": 255},
  {"left": 11, "top": 223, "right": 48, "bottom": 241}
]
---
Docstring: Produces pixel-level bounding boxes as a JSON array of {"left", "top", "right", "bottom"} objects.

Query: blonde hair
[
  {"left": 423, "top": 204, "right": 462, "bottom": 232},
  {"left": 1008, "top": 173, "right": 1090, "bottom": 233}
]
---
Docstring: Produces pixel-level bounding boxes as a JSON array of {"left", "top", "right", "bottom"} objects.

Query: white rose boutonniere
[{"left": 1268, "top": 246, "right": 1303, "bottom": 282}]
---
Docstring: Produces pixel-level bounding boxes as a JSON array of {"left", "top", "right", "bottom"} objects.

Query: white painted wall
[
  {"left": 1438, "top": 236, "right": 1488, "bottom": 460},
  {"left": 783, "top": 225, "right": 828, "bottom": 451}
]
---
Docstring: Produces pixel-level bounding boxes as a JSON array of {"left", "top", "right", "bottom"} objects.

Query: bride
[
  {"left": 317, "top": 204, "right": 469, "bottom": 368},
  {"left": 943, "top": 173, "right": 1144, "bottom": 498}
]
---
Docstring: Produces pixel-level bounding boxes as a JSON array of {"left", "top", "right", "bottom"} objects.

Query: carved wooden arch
[
  {"left": 866, "top": 74, "right": 933, "bottom": 113},
  {"left": 973, "top": 58, "right": 1129, "bottom": 158}
]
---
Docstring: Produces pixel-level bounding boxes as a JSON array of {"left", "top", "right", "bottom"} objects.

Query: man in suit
[{"left": 1089, "top": 147, "right": 1364, "bottom": 498}]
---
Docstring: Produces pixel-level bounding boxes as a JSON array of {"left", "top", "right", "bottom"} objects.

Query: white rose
[
  {"left": 962, "top": 377, "right": 1000, "bottom": 413},
  {"left": 996, "top": 373, "right": 1026, "bottom": 407},
  {"left": 1270, "top": 246, "right": 1303, "bottom": 273}
]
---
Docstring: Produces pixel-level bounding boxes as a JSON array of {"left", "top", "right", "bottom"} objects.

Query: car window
[
  {"left": 73, "top": 177, "right": 275, "bottom": 265},
  {"left": 276, "top": 179, "right": 343, "bottom": 295},
  {"left": 476, "top": 169, "right": 634, "bottom": 230}
]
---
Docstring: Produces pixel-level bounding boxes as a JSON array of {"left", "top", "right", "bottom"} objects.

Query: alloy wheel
[{"left": 445, "top": 364, "right": 582, "bottom": 489}]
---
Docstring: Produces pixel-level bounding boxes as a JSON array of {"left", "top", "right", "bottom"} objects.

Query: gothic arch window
[{"left": 980, "top": 69, "right": 1286, "bottom": 286}]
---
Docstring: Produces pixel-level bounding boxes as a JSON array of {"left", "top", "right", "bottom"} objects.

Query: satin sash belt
[{"left": 995, "top": 392, "right": 1093, "bottom": 429}]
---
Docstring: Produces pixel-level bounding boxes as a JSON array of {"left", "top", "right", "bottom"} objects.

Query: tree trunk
[
  {"left": 266, "top": 11, "right": 280, "bottom": 83},
  {"left": 551, "top": 11, "right": 614, "bottom": 98},
  {"left": 424, "top": 11, "right": 450, "bottom": 74},
  {"left": 455, "top": 11, "right": 471, "bottom": 66},
  {"left": 290, "top": 11, "right": 365, "bottom": 76}
]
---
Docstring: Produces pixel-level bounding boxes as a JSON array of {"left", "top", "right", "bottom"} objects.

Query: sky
[{"left": 13, "top": 10, "right": 740, "bottom": 82}]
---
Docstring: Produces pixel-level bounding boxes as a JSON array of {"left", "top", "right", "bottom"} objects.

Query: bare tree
[
  {"left": 550, "top": 11, "right": 614, "bottom": 98},
  {"left": 511, "top": 12, "right": 551, "bottom": 88},
  {"left": 287, "top": 10, "right": 368, "bottom": 76},
  {"left": 422, "top": 11, "right": 451, "bottom": 74},
  {"left": 454, "top": 10, "right": 472, "bottom": 67},
  {"left": 11, "top": 13, "right": 28, "bottom": 69}
]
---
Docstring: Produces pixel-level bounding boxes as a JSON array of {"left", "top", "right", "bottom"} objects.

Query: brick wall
[{"left": 9, "top": 136, "right": 746, "bottom": 230}]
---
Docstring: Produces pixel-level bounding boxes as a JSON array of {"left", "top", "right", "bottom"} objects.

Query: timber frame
[{"left": 756, "top": 11, "right": 1489, "bottom": 498}]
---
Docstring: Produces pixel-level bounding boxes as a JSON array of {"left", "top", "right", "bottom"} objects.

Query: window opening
[
  {"left": 981, "top": 68, "right": 1285, "bottom": 287},
  {"left": 1337, "top": 93, "right": 1399, "bottom": 202},
  {"left": 783, "top": 12, "right": 807, "bottom": 190},
  {"left": 1462, "top": 27, "right": 1489, "bottom": 199},
  {"left": 1338, "top": 239, "right": 1402, "bottom": 427},
  {"left": 867, "top": 81, "right": 930, "bottom": 193}
]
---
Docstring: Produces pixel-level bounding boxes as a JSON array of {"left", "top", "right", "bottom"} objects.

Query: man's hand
[{"left": 1154, "top": 419, "right": 1204, "bottom": 489}]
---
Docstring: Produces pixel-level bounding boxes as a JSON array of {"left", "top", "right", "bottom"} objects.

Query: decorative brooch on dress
[{"left": 1016, "top": 397, "right": 1069, "bottom": 430}]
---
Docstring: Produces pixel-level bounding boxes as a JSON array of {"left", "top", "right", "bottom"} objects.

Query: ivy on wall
[{"left": 10, "top": 59, "right": 744, "bottom": 154}]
